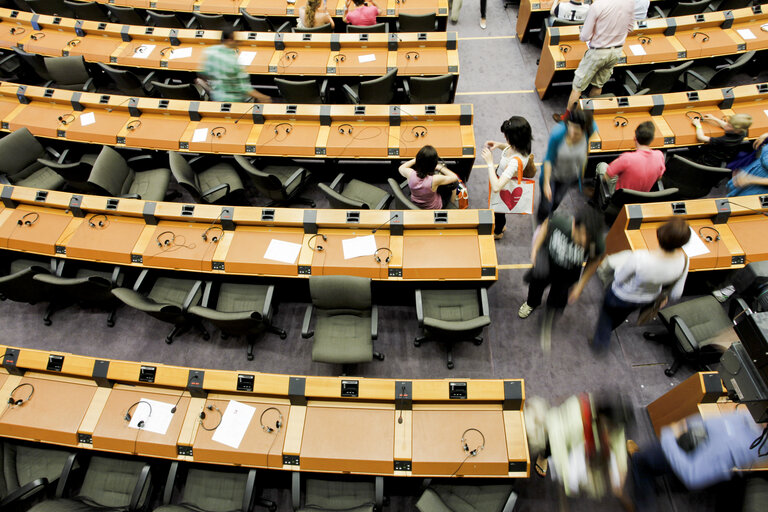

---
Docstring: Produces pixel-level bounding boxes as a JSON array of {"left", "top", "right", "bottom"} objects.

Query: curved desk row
[
  {"left": 581, "top": 82, "right": 768, "bottom": 153},
  {"left": 0, "top": 185, "right": 498, "bottom": 281},
  {"left": 0, "top": 83, "right": 476, "bottom": 174},
  {"left": 0, "top": 9, "right": 459, "bottom": 80},
  {"left": 535, "top": 5, "right": 768, "bottom": 98},
  {"left": 0, "top": 344, "right": 529, "bottom": 477},
  {"left": 605, "top": 194, "right": 768, "bottom": 272}
]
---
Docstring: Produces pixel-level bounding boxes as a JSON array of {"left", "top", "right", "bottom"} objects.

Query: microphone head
[
  {"left": 398, "top": 416, "right": 403, "bottom": 424},
  {"left": 170, "top": 406, "right": 177, "bottom": 414}
]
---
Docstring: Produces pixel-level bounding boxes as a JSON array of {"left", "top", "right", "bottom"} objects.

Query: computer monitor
[
  {"left": 719, "top": 342, "right": 768, "bottom": 423},
  {"left": 734, "top": 308, "right": 768, "bottom": 384}
]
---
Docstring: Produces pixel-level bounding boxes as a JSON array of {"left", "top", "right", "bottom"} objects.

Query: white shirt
[
  {"left": 634, "top": 0, "right": 650, "bottom": 20},
  {"left": 612, "top": 250, "right": 688, "bottom": 304},
  {"left": 551, "top": 1, "right": 590, "bottom": 22}
]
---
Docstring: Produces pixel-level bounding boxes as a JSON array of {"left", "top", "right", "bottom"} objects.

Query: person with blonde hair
[
  {"left": 691, "top": 112, "right": 753, "bottom": 168},
  {"left": 297, "top": 0, "right": 335, "bottom": 29}
]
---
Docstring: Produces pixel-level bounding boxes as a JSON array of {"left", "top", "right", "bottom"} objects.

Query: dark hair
[
  {"left": 574, "top": 207, "right": 603, "bottom": 251},
  {"left": 501, "top": 116, "right": 532, "bottom": 156},
  {"left": 414, "top": 145, "right": 439, "bottom": 179},
  {"left": 351, "top": 0, "right": 365, "bottom": 5},
  {"left": 635, "top": 121, "right": 655, "bottom": 146},
  {"left": 657, "top": 218, "right": 690, "bottom": 252},
  {"left": 568, "top": 109, "right": 589, "bottom": 132},
  {"left": 221, "top": 28, "right": 235, "bottom": 42}
]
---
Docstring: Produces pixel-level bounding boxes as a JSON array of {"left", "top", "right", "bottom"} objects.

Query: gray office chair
[
  {"left": 12, "top": 47, "right": 52, "bottom": 82},
  {"left": 0, "top": 127, "right": 66, "bottom": 191},
  {"left": 388, "top": 178, "right": 419, "bottom": 210},
  {"left": 241, "top": 12, "right": 291, "bottom": 32},
  {"left": 0, "top": 258, "right": 54, "bottom": 308},
  {"left": 292, "top": 473, "right": 383, "bottom": 512},
  {"left": 275, "top": 78, "right": 329, "bottom": 104},
  {"left": 416, "top": 480, "right": 518, "bottom": 512},
  {"left": 189, "top": 281, "right": 286, "bottom": 361},
  {"left": 404, "top": 74, "right": 454, "bottom": 104},
  {"left": 661, "top": 154, "right": 732, "bottom": 199},
  {"left": 342, "top": 68, "right": 398, "bottom": 104},
  {"left": 147, "top": 9, "right": 188, "bottom": 28},
  {"left": 622, "top": 60, "right": 692, "bottom": 96},
  {"left": 151, "top": 79, "right": 207, "bottom": 101},
  {"left": 25, "top": 0, "right": 74, "bottom": 17},
  {"left": 398, "top": 12, "right": 437, "bottom": 32},
  {"left": 192, "top": 12, "right": 240, "bottom": 31},
  {"left": 302, "top": 276, "right": 385, "bottom": 369},
  {"left": 652, "top": 0, "right": 710, "bottom": 18},
  {"left": 112, "top": 269, "right": 207, "bottom": 344},
  {"left": 65, "top": 0, "right": 110, "bottom": 22},
  {"left": 233, "top": 155, "right": 315, "bottom": 207},
  {"left": 168, "top": 152, "right": 245, "bottom": 205},
  {"left": 318, "top": 172, "right": 391, "bottom": 210},
  {"left": 43, "top": 56, "right": 96, "bottom": 92},
  {"left": 602, "top": 187, "right": 682, "bottom": 225},
  {"left": 87, "top": 146, "right": 171, "bottom": 201},
  {"left": 682, "top": 51, "right": 756, "bottom": 91},
  {"left": 105, "top": 4, "right": 146, "bottom": 25},
  {"left": 36, "top": 153, "right": 98, "bottom": 193},
  {"left": 292, "top": 23, "right": 333, "bottom": 33},
  {"left": 0, "top": 441, "right": 75, "bottom": 512},
  {"left": 414, "top": 288, "right": 491, "bottom": 369},
  {"left": 97, "top": 63, "right": 156, "bottom": 97},
  {"left": 347, "top": 22, "right": 388, "bottom": 33}
]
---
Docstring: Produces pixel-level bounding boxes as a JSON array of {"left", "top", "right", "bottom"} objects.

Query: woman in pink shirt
[
  {"left": 343, "top": 0, "right": 382, "bottom": 26},
  {"left": 398, "top": 145, "right": 459, "bottom": 210}
]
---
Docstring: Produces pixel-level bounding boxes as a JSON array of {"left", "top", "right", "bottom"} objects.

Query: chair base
[
  {"left": 255, "top": 496, "right": 277, "bottom": 511},
  {"left": 166, "top": 320, "right": 210, "bottom": 344},
  {"left": 415, "top": 333, "right": 482, "bottom": 370}
]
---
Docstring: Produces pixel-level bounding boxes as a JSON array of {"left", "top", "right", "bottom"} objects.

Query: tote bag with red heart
[{"left": 488, "top": 154, "right": 536, "bottom": 215}]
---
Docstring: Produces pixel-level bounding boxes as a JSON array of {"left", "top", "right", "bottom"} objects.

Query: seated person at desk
[
  {"left": 343, "top": 0, "right": 382, "bottom": 25},
  {"left": 690, "top": 113, "right": 752, "bottom": 168},
  {"left": 298, "top": 0, "right": 335, "bottom": 30},
  {"left": 595, "top": 121, "right": 665, "bottom": 201},
  {"left": 398, "top": 145, "right": 459, "bottom": 210},
  {"left": 727, "top": 131, "right": 768, "bottom": 197},
  {"left": 550, "top": 0, "right": 589, "bottom": 23},
  {"left": 202, "top": 29, "right": 271, "bottom": 103}
]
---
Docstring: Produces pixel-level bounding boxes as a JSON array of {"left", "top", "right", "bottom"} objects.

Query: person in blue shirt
[
  {"left": 626, "top": 409, "right": 765, "bottom": 511},
  {"left": 727, "top": 132, "right": 768, "bottom": 197}
]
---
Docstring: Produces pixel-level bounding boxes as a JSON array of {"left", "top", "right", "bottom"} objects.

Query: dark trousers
[
  {"left": 494, "top": 212, "right": 506, "bottom": 235},
  {"left": 481, "top": 0, "right": 487, "bottom": 17},
  {"left": 537, "top": 178, "right": 576, "bottom": 223},
  {"left": 593, "top": 287, "right": 650, "bottom": 351},
  {"left": 526, "top": 261, "right": 581, "bottom": 310},
  {"left": 630, "top": 441, "right": 672, "bottom": 512}
]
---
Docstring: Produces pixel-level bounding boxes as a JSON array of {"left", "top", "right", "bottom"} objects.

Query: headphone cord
[
  {"left": 199, "top": 405, "right": 222, "bottom": 431},
  {"left": 449, "top": 453, "right": 473, "bottom": 477},
  {"left": 750, "top": 424, "right": 768, "bottom": 457}
]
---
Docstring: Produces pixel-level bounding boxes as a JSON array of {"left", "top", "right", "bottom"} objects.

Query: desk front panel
[
  {"left": 402, "top": 231, "right": 482, "bottom": 280},
  {"left": 727, "top": 215, "right": 768, "bottom": 264}
]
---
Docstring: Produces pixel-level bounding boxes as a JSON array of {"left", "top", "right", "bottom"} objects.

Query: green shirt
[{"left": 202, "top": 44, "right": 251, "bottom": 102}]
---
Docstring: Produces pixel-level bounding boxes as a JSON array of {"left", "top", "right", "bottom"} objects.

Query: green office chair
[
  {"left": 105, "top": 4, "right": 146, "bottom": 25},
  {"left": 318, "top": 173, "right": 391, "bottom": 210},
  {"left": 601, "top": 187, "right": 681, "bottom": 225},
  {"left": 292, "top": 473, "right": 383, "bottom": 512},
  {"left": 404, "top": 74, "right": 455, "bottom": 104},
  {"left": 414, "top": 288, "right": 491, "bottom": 369},
  {"left": 65, "top": 0, "right": 111, "bottom": 22},
  {"left": 292, "top": 23, "right": 333, "bottom": 33},
  {"left": 681, "top": 51, "right": 756, "bottom": 91},
  {"left": 233, "top": 155, "right": 315, "bottom": 207},
  {"left": 397, "top": 12, "right": 437, "bottom": 32},
  {"left": 415, "top": 480, "right": 518, "bottom": 512},
  {"left": 342, "top": 68, "right": 398, "bottom": 104},
  {"left": 346, "top": 22, "right": 388, "bottom": 33},
  {"left": 43, "top": 56, "right": 96, "bottom": 92},
  {"left": 302, "top": 276, "right": 385, "bottom": 370},
  {"left": 155, "top": 461, "right": 275, "bottom": 512},
  {"left": 661, "top": 154, "right": 732, "bottom": 199},
  {"left": 0, "top": 258, "right": 55, "bottom": 306},
  {"left": 275, "top": 78, "right": 329, "bottom": 104},
  {"left": 25, "top": 0, "right": 74, "bottom": 17},
  {"left": 111, "top": 269, "right": 208, "bottom": 344},
  {"left": 97, "top": 63, "right": 156, "bottom": 97},
  {"left": 168, "top": 152, "right": 246, "bottom": 205},
  {"left": 387, "top": 178, "right": 419, "bottom": 210},
  {"left": 0, "top": 441, "right": 75, "bottom": 511},
  {"left": 87, "top": 146, "right": 171, "bottom": 201},
  {"left": 0, "top": 128, "right": 66, "bottom": 191},
  {"left": 189, "top": 281, "right": 286, "bottom": 361},
  {"left": 28, "top": 454, "right": 152, "bottom": 512},
  {"left": 621, "top": 61, "right": 692, "bottom": 96}
]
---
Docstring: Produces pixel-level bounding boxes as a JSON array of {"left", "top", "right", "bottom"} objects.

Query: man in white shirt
[
  {"left": 550, "top": 0, "right": 589, "bottom": 23},
  {"left": 634, "top": 0, "right": 650, "bottom": 19}
]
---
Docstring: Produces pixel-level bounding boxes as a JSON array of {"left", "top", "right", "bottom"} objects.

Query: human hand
[
  {"left": 732, "top": 171, "right": 755, "bottom": 188},
  {"left": 691, "top": 118, "right": 701, "bottom": 128},
  {"left": 702, "top": 113, "right": 717, "bottom": 121},
  {"left": 754, "top": 132, "right": 768, "bottom": 150},
  {"left": 481, "top": 146, "right": 494, "bottom": 165},
  {"left": 485, "top": 140, "right": 499, "bottom": 150}
]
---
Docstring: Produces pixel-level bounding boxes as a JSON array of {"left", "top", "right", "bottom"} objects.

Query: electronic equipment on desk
[{"left": 733, "top": 261, "right": 768, "bottom": 313}]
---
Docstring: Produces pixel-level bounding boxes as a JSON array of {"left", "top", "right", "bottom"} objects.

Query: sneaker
[
  {"left": 626, "top": 439, "right": 639, "bottom": 457},
  {"left": 480, "top": 18, "right": 487, "bottom": 29},
  {"left": 493, "top": 226, "right": 506, "bottom": 240},
  {"left": 518, "top": 302, "right": 534, "bottom": 318},
  {"left": 712, "top": 285, "right": 735, "bottom": 303}
]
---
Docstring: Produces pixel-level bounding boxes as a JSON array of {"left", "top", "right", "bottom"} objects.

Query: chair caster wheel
[
  {"left": 447, "top": 362, "right": 454, "bottom": 370},
  {"left": 44, "top": 319, "right": 52, "bottom": 326},
  {"left": 202, "top": 333, "right": 210, "bottom": 341},
  {"left": 248, "top": 354, "right": 254, "bottom": 361},
  {"left": 280, "top": 332, "right": 287, "bottom": 340},
  {"left": 376, "top": 353, "right": 385, "bottom": 361},
  {"left": 414, "top": 340, "right": 421, "bottom": 347},
  {"left": 107, "top": 320, "right": 115, "bottom": 328},
  {"left": 664, "top": 368, "right": 675, "bottom": 377},
  {"left": 165, "top": 337, "right": 173, "bottom": 344},
  {"left": 473, "top": 339, "right": 483, "bottom": 346}
]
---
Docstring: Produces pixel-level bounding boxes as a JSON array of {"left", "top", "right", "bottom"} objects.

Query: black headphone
[
  {"left": 308, "top": 233, "right": 327, "bottom": 252},
  {"left": 259, "top": 407, "right": 283, "bottom": 433},
  {"left": 17, "top": 212, "right": 39, "bottom": 226},
  {"left": 374, "top": 247, "right": 392, "bottom": 264},
  {"left": 699, "top": 226, "right": 721, "bottom": 243},
  {"left": 411, "top": 126, "right": 428, "bottom": 138},
  {"left": 405, "top": 51, "right": 420, "bottom": 60},
  {"left": 156, "top": 230, "right": 175, "bottom": 247},
  {"left": 127, "top": 120, "right": 142, "bottom": 131},
  {"left": 338, "top": 123, "right": 354, "bottom": 135},
  {"left": 211, "top": 127, "right": 227, "bottom": 139},
  {"left": 9, "top": 27, "right": 25, "bottom": 35},
  {"left": 202, "top": 226, "right": 224, "bottom": 243},
  {"left": 334, "top": 54, "right": 346, "bottom": 63},
  {"left": 638, "top": 36, "right": 652, "bottom": 45},
  {"left": 124, "top": 400, "right": 153, "bottom": 424},
  {"left": 282, "top": 51, "right": 298, "bottom": 61},
  {"left": 199, "top": 404, "right": 222, "bottom": 431},
  {"left": 613, "top": 116, "right": 628, "bottom": 128},
  {"left": 30, "top": 32, "right": 44, "bottom": 41},
  {"left": 686, "top": 111, "right": 703, "bottom": 122},
  {"left": 88, "top": 213, "right": 107, "bottom": 228},
  {"left": 274, "top": 122, "right": 292, "bottom": 135},
  {"left": 692, "top": 31, "right": 710, "bottom": 42},
  {"left": 7, "top": 383, "right": 34, "bottom": 407},
  {"left": 461, "top": 428, "right": 485, "bottom": 457},
  {"left": 58, "top": 113, "right": 75, "bottom": 125},
  {"left": 559, "top": 44, "right": 571, "bottom": 54}
]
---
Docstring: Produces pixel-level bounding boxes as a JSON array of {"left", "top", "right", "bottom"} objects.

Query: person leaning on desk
[
  {"left": 201, "top": 29, "right": 272, "bottom": 103},
  {"left": 343, "top": 0, "right": 382, "bottom": 26}
]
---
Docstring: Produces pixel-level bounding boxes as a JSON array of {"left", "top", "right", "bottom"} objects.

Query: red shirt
[
  {"left": 346, "top": 4, "right": 379, "bottom": 26},
  {"left": 606, "top": 148, "right": 665, "bottom": 192}
]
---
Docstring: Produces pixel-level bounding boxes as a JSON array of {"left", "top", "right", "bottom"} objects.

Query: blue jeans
[{"left": 593, "top": 287, "right": 650, "bottom": 351}]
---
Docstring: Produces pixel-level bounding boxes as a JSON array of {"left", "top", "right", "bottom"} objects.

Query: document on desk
[
  {"left": 168, "top": 47, "right": 193, "bottom": 60},
  {"left": 682, "top": 227, "right": 710, "bottom": 258},
  {"left": 212, "top": 400, "right": 255, "bottom": 449},
  {"left": 358, "top": 54, "right": 376, "bottom": 63},
  {"left": 342, "top": 234, "right": 377, "bottom": 260},
  {"left": 132, "top": 44, "right": 156, "bottom": 59},
  {"left": 628, "top": 44, "right": 646, "bottom": 56},
  {"left": 192, "top": 128, "right": 209, "bottom": 143},
  {"left": 264, "top": 239, "right": 302, "bottom": 264},
  {"left": 737, "top": 28, "right": 756, "bottom": 40},
  {"left": 128, "top": 398, "right": 174, "bottom": 435},
  {"left": 238, "top": 51, "right": 257, "bottom": 66},
  {"left": 80, "top": 112, "right": 96, "bottom": 127}
]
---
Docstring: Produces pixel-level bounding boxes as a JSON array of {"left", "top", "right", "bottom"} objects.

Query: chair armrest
[
  {"left": 44, "top": 146, "right": 63, "bottom": 160},
  {"left": 301, "top": 304, "right": 314, "bottom": 338},
  {"left": 201, "top": 280, "right": 213, "bottom": 308},
  {"left": 415, "top": 289, "right": 424, "bottom": 327},
  {"left": 55, "top": 452, "right": 80, "bottom": 499},
  {"left": 684, "top": 69, "right": 708, "bottom": 88},
  {"left": 275, "top": 21, "right": 291, "bottom": 33},
  {"left": 319, "top": 79, "right": 329, "bottom": 103},
  {"left": 0, "top": 478, "right": 49, "bottom": 508},
  {"left": 403, "top": 80, "right": 411, "bottom": 101},
  {"left": 374, "top": 476, "right": 384, "bottom": 511},
  {"left": 126, "top": 154, "right": 158, "bottom": 171},
  {"left": 634, "top": 88, "right": 650, "bottom": 96},
  {"left": 371, "top": 304, "right": 378, "bottom": 340},
  {"left": 651, "top": 5, "right": 665, "bottom": 18},
  {"left": 182, "top": 281, "right": 203, "bottom": 311},
  {"left": 133, "top": 269, "right": 150, "bottom": 292},
  {"left": 342, "top": 83, "right": 360, "bottom": 104},
  {"left": 479, "top": 287, "right": 490, "bottom": 317},
  {"left": 261, "top": 284, "right": 276, "bottom": 320},
  {"left": 243, "top": 469, "right": 257, "bottom": 512},
  {"left": 82, "top": 77, "right": 95, "bottom": 92},
  {"left": 120, "top": 193, "right": 142, "bottom": 200},
  {"left": 162, "top": 461, "right": 179, "bottom": 505},
  {"left": 0, "top": 174, "right": 10, "bottom": 185},
  {"left": 655, "top": 178, "right": 665, "bottom": 191},
  {"left": 373, "top": 193, "right": 392, "bottom": 210},
  {"left": 730, "top": 297, "right": 751, "bottom": 322},
  {"left": 201, "top": 183, "right": 230, "bottom": 200},
  {"left": 624, "top": 69, "right": 640, "bottom": 87},
  {"left": 283, "top": 166, "right": 309, "bottom": 190},
  {"left": 184, "top": 16, "right": 196, "bottom": 29},
  {"left": 141, "top": 71, "right": 156, "bottom": 88},
  {"left": 501, "top": 490, "right": 519, "bottom": 512},
  {"left": 329, "top": 172, "right": 346, "bottom": 191},
  {"left": 670, "top": 315, "right": 700, "bottom": 353},
  {"left": 110, "top": 266, "right": 122, "bottom": 287},
  {"left": 128, "top": 464, "right": 152, "bottom": 512}
]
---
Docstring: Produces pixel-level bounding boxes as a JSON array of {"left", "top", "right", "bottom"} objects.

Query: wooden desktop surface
[{"left": 60, "top": 216, "right": 147, "bottom": 265}]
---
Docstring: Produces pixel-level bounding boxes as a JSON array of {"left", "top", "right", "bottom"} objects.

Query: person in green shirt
[{"left": 202, "top": 29, "right": 271, "bottom": 103}]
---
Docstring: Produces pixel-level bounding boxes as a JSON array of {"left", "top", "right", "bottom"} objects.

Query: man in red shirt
[
  {"left": 343, "top": 0, "right": 382, "bottom": 26},
  {"left": 595, "top": 121, "right": 665, "bottom": 204}
]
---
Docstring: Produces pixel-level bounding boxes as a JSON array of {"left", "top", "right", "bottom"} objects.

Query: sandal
[
  {"left": 534, "top": 455, "right": 548, "bottom": 477},
  {"left": 493, "top": 226, "right": 506, "bottom": 240}
]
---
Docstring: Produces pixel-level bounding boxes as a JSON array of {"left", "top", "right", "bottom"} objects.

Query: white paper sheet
[
  {"left": 737, "top": 28, "right": 756, "bottom": 40},
  {"left": 238, "top": 51, "right": 257, "bottom": 66},
  {"left": 211, "top": 400, "right": 255, "bottom": 449},
  {"left": 763, "top": 109, "right": 768, "bottom": 119},
  {"left": 264, "top": 239, "right": 302, "bottom": 264},
  {"left": 358, "top": 53, "right": 376, "bottom": 63},
  {"left": 628, "top": 44, "right": 646, "bottom": 56},
  {"left": 192, "top": 128, "right": 208, "bottom": 143},
  {"left": 168, "top": 47, "right": 193, "bottom": 60},
  {"left": 128, "top": 398, "right": 174, "bottom": 435},
  {"left": 342, "top": 234, "right": 377, "bottom": 260},
  {"left": 79, "top": 112, "right": 95, "bottom": 126},
  {"left": 132, "top": 44, "right": 155, "bottom": 59},
  {"left": 682, "top": 226, "right": 710, "bottom": 258}
]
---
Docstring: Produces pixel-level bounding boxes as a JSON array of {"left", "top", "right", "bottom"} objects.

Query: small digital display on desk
[
  {"left": 449, "top": 382, "right": 467, "bottom": 399},
  {"left": 139, "top": 365, "right": 156, "bottom": 383}
]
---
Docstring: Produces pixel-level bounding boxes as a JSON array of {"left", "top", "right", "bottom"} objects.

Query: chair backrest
[
  {"left": 357, "top": 68, "right": 397, "bottom": 104},
  {"left": 193, "top": 12, "right": 233, "bottom": 31},
  {"left": 0, "top": 127, "right": 45, "bottom": 177},
  {"left": 39, "top": 158, "right": 95, "bottom": 192},
  {"left": 88, "top": 145, "right": 132, "bottom": 197},
  {"left": 347, "top": 22, "right": 388, "bottom": 33},
  {"left": 309, "top": 275, "right": 371, "bottom": 311},
  {"left": 13, "top": 47, "right": 52, "bottom": 81},
  {"left": 408, "top": 74, "right": 454, "bottom": 104},
  {"left": 717, "top": 0, "right": 752, "bottom": 10},
  {"left": 275, "top": 78, "right": 322, "bottom": 104},
  {"left": 317, "top": 182, "right": 368, "bottom": 209},
  {"left": 667, "top": 0, "right": 710, "bottom": 17},
  {"left": 26, "top": 0, "right": 74, "bottom": 17},
  {"left": 605, "top": 187, "right": 681, "bottom": 223},
  {"left": 398, "top": 12, "right": 437, "bottom": 32},
  {"left": 44, "top": 56, "right": 90, "bottom": 88},
  {"left": 387, "top": 178, "right": 419, "bottom": 210},
  {"left": 638, "top": 60, "right": 692, "bottom": 94},
  {"left": 3, "top": 442, "right": 73, "bottom": 494},
  {"left": 151, "top": 81, "right": 201, "bottom": 100},
  {"left": 168, "top": 151, "right": 201, "bottom": 197},
  {"left": 105, "top": 4, "right": 145, "bottom": 25},
  {"left": 302, "top": 476, "right": 375, "bottom": 511},
  {"left": 147, "top": 9, "right": 184, "bottom": 28},
  {"left": 242, "top": 12, "right": 273, "bottom": 31},
  {"left": 180, "top": 467, "right": 249, "bottom": 511},
  {"left": 78, "top": 456, "right": 150, "bottom": 509},
  {"left": 233, "top": 155, "right": 284, "bottom": 199},
  {"left": 662, "top": 154, "right": 732, "bottom": 199},
  {"left": 550, "top": 18, "right": 583, "bottom": 27},
  {"left": 0, "top": 259, "right": 52, "bottom": 304},
  {"left": 96, "top": 63, "right": 144, "bottom": 95},
  {"left": 706, "top": 50, "right": 756, "bottom": 88},
  {"left": 65, "top": 0, "right": 110, "bottom": 21},
  {"left": 293, "top": 22, "right": 333, "bottom": 33}
]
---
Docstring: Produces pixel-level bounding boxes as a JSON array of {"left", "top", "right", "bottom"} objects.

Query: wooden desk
[{"left": 535, "top": 6, "right": 768, "bottom": 98}]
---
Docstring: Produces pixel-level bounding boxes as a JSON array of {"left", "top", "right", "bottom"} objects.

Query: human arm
[
  {"left": 431, "top": 163, "right": 459, "bottom": 188},
  {"left": 604, "top": 154, "right": 626, "bottom": 179},
  {"left": 732, "top": 171, "right": 768, "bottom": 189},
  {"left": 579, "top": 5, "right": 596, "bottom": 43},
  {"left": 568, "top": 253, "right": 605, "bottom": 304},
  {"left": 691, "top": 118, "right": 710, "bottom": 143},
  {"left": 485, "top": 140, "right": 510, "bottom": 152},
  {"left": 542, "top": 123, "right": 565, "bottom": 200},
  {"left": 753, "top": 132, "right": 768, "bottom": 150},
  {"left": 659, "top": 421, "right": 735, "bottom": 490},
  {"left": 248, "top": 89, "right": 272, "bottom": 103},
  {"left": 369, "top": 0, "right": 383, "bottom": 15},
  {"left": 668, "top": 254, "right": 689, "bottom": 302},
  {"left": 398, "top": 158, "right": 416, "bottom": 179},
  {"left": 531, "top": 218, "right": 549, "bottom": 264},
  {"left": 702, "top": 114, "right": 729, "bottom": 131},
  {"left": 542, "top": 161, "right": 553, "bottom": 200},
  {"left": 483, "top": 147, "right": 511, "bottom": 193}
]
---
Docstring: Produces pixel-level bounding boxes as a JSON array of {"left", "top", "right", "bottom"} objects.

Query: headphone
[
  {"left": 274, "top": 122, "right": 293, "bottom": 135},
  {"left": 159, "top": 46, "right": 173, "bottom": 57},
  {"left": 308, "top": 233, "right": 326, "bottom": 252},
  {"left": 17, "top": 212, "right": 39, "bottom": 227},
  {"left": 461, "top": 428, "right": 486, "bottom": 457},
  {"left": 199, "top": 404, "right": 222, "bottom": 431},
  {"left": 88, "top": 213, "right": 107, "bottom": 228},
  {"left": 67, "top": 39, "right": 81, "bottom": 47},
  {"left": 30, "top": 32, "right": 44, "bottom": 41},
  {"left": 282, "top": 51, "right": 298, "bottom": 61},
  {"left": 338, "top": 123, "right": 354, "bottom": 135},
  {"left": 124, "top": 400, "right": 153, "bottom": 424},
  {"left": 126, "top": 120, "right": 142, "bottom": 131},
  {"left": 411, "top": 126, "right": 428, "bottom": 138},
  {"left": 405, "top": 51, "right": 420, "bottom": 61},
  {"left": 210, "top": 127, "right": 227, "bottom": 139},
  {"left": 7, "top": 383, "right": 34, "bottom": 407},
  {"left": 374, "top": 247, "right": 392, "bottom": 264},
  {"left": 692, "top": 31, "right": 710, "bottom": 42},
  {"left": 259, "top": 407, "right": 283, "bottom": 433},
  {"left": 9, "top": 27, "right": 25, "bottom": 35},
  {"left": 156, "top": 230, "right": 175, "bottom": 248},
  {"left": 58, "top": 113, "right": 76, "bottom": 125},
  {"left": 686, "top": 111, "right": 703, "bottom": 122},
  {"left": 559, "top": 44, "right": 571, "bottom": 54},
  {"left": 698, "top": 226, "right": 721, "bottom": 243},
  {"left": 334, "top": 54, "right": 346, "bottom": 63},
  {"left": 613, "top": 116, "right": 628, "bottom": 128},
  {"left": 201, "top": 225, "right": 223, "bottom": 243},
  {"left": 638, "top": 36, "right": 652, "bottom": 45}
]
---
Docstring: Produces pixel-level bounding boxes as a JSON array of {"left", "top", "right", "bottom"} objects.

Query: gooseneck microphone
[
  {"left": 234, "top": 103, "right": 258, "bottom": 124},
  {"left": 397, "top": 384, "right": 406, "bottom": 424},
  {"left": 723, "top": 200, "right": 768, "bottom": 217},
  {"left": 371, "top": 213, "right": 399, "bottom": 234},
  {"left": 170, "top": 390, "right": 185, "bottom": 414}
]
